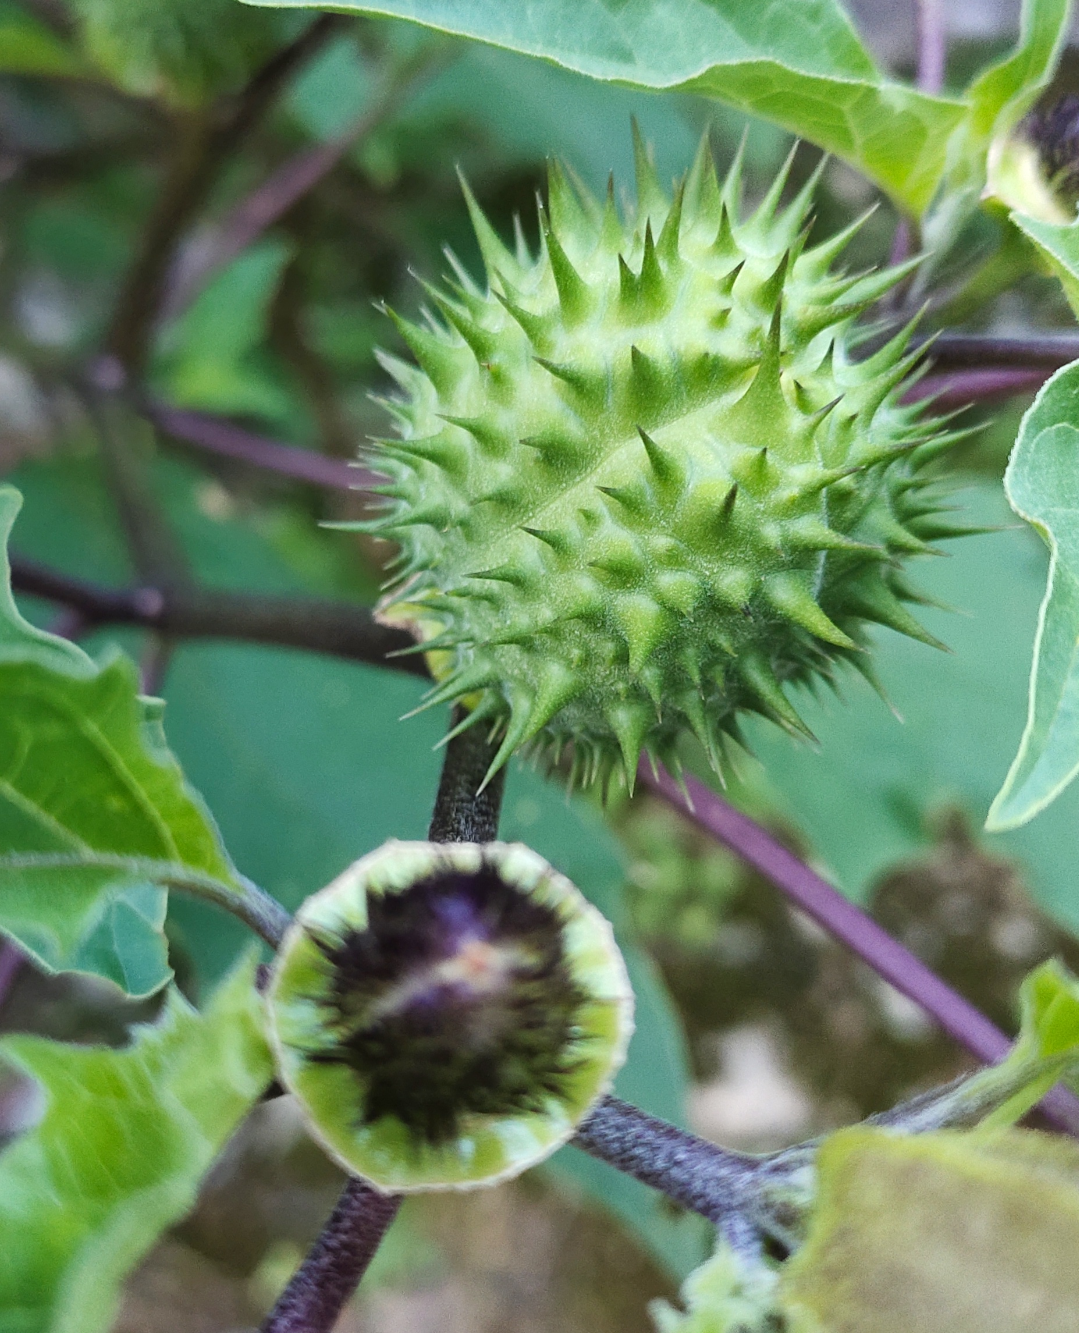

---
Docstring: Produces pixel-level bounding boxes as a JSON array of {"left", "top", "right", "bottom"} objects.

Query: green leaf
[
  {"left": 987, "top": 362, "right": 1079, "bottom": 830},
  {"left": 1010, "top": 213, "right": 1079, "bottom": 317},
  {"left": 0, "top": 2, "right": 85, "bottom": 77},
  {"left": 243, "top": 0, "right": 967, "bottom": 215},
  {"left": 937, "top": 959, "right": 1079, "bottom": 1128},
  {"left": 780, "top": 1125, "right": 1079, "bottom": 1333},
  {"left": 967, "top": 0, "right": 1072, "bottom": 141},
  {"left": 0, "top": 484, "right": 251, "bottom": 995},
  {"left": 0, "top": 955, "right": 272, "bottom": 1333}
]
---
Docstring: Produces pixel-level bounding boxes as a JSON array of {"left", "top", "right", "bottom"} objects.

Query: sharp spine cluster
[{"left": 361, "top": 129, "right": 967, "bottom": 792}]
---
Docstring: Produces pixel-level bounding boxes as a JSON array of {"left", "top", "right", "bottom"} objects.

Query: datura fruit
[
  {"left": 362, "top": 132, "right": 962, "bottom": 791},
  {"left": 267, "top": 840, "right": 633, "bottom": 1191}
]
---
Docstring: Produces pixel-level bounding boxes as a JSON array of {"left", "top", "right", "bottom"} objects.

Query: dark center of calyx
[{"left": 309, "top": 861, "right": 587, "bottom": 1144}]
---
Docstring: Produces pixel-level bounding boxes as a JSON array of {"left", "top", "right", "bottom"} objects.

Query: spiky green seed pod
[
  {"left": 363, "top": 132, "right": 962, "bottom": 791},
  {"left": 267, "top": 840, "right": 633, "bottom": 1192}
]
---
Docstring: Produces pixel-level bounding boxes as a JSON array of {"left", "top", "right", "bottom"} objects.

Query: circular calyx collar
[{"left": 267, "top": 839, "right": 634, "bottom": 1192}]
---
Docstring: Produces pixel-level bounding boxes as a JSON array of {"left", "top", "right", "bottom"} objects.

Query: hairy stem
[
  {"left": 573, "top": 1095, "right": 776, "bottom": 1253},
  {"left": 260, "top": 1179, "right": 400, "bottom": 1333},
  {"left": 427, "top": 706, "right": 505, "bottom": 843}
]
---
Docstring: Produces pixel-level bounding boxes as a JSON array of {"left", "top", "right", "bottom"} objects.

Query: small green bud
[{"left": 267, "top": 840, "right": 633, "bottom": 1192}]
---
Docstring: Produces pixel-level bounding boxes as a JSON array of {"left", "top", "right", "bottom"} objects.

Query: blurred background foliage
[{"left": 3, "top": 0, "right": 1079, "bottom": 1328}]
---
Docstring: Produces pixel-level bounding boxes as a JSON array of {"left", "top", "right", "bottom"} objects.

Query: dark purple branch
[
  {"left": 922, "top": 333, "right": 1079, "bottom": 369},
  {"left": 638, "top": 762, "right": 1079, "bottom": 1136},
  {"left": 904, "top": 366, "right": 1049, "bottom": 408},
  {"left": 8, "top": 555, "right": 427, "bottom": 675},
  {"left": 573, "top": 1096, "right": 767, "bottom": 1248},
  {"left": 426, "top": 704, "right": 505, "bottom": 843},
  {"left": 261, "top": 1179, "right": 400, "bottom": 1333},
  {"left": 143, "top": 399, "right": 374, "bottom": 491}
]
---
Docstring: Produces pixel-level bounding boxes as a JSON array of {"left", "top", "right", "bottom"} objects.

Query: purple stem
[
  {"left": 904, "top": 366, "right": 1049, "bottom": 408},
  {"left": 639, "top": 762, "right": 1079, "bottom": 1135},
  {"left": 143, "top": 399, "right": 375, "bottom": 491},
  {"left": 260, "top": 1178, "right": 400, "bottom": 1332},
  {"left": 925, "top": 333, "right": 1079, "bottom": 368},
  {"left": 916, "top": 0, "right": 946, "bottom": 94}
]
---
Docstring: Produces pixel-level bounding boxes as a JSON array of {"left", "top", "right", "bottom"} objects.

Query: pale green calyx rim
[{"left": 266, "top": 839, "right": 635, "bottom": 1193}]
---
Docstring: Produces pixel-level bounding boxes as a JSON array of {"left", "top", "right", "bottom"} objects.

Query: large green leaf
[
  {"left": 987, "top": 362, "right": 1079, "bottom": 831},
  {"left": 0, "top": 956, "right": 272, "bottom": 1333},
  {"left": 244, "top": 0, "right": 967, "bottom": 215},
  {"left": 0, "top": 484, "right": 252, "bottom": 995}
]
